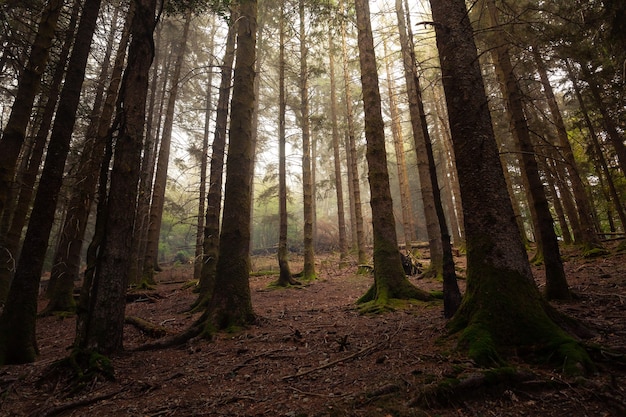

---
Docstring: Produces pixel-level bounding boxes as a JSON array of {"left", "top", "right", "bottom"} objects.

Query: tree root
[
  {"left": 407, "top": 368, "right": 537, "bottom": 408},
  {"left": 125, "top": 315, "right": 168, "bottom": 338}
]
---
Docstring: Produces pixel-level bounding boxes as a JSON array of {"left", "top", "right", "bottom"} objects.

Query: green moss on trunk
[{"left": 448, "top": 263, "right": 594, "bottom": 374}]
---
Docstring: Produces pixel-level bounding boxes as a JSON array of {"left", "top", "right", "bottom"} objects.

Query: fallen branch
[
  {"left": 125, "top": 316, "right": 168, "bottom": 338},
  {"left": 31, "top": 388, "right": 123, "bottom": 417},
  {"left": 282, "top": 341, "right": 381, "bottom": 380}
]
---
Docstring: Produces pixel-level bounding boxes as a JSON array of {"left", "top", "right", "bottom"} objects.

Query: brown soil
[{"left": 1, "top": 244, "right": 625, "bottom": 416}]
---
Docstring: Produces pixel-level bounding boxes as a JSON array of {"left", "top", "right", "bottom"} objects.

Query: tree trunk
[
  {"left": 143, "top": 13, "right": 191, "bottom": 283},
  {"left": 354, "top": 0, "right": 432, "bottom": 309},
  {"left": 277, "top": 3, "right": 294, "bottom": 286},
  {"left": 532, "top": 47, "right": 600, "bottom": 249},
  {"left": 396, "top": 0, "right": 443, "bottom": 276},
  {"left": 485, "top": 0, "right": 570, "bottom": 301},
  {"left": 328, "top": 28, "right": 348, "bottom": 260},
  {"left": 0, "top": 0, "right": 82, "bottom": 305},
  {"left": 299, "top": 0, "right": 316, "bottom": 281},
  {"left": 340, "top": 0, "right": 367, "bottom": 265},
  {"left": 74, "top": 0, "right": 157, "bottom": 355},
  {"left": 0, "top": 0, "right": 63, "bottom": 221},
  {"left": 0, "top": 0, "right": 103, "bottom": 365},
  {"left": 430, "top": 0, "right": 592, "bottom": 373},
  {"left": 580, "top": 65, "right": 626, "bottom": 180},
  {"left": 44, "top": 4, "right": 131, "bottom": 314},
  {"left": 194, "top": 18, "right": 217, "bottom": 282},
  {"left": 198, "top": 0, "right": 257, "bottom": 332},
  {"left": 129, "top": 22, "right": 164, "bottom": 286},
  {"left": 193, "top": 13, "right": 237, "bottom": 308},
  {"left": 433, "top": 88, "right": 464, "bottom": 244},
  {"left": 382, "top": 38, "right": 415, "bottom": 252}
]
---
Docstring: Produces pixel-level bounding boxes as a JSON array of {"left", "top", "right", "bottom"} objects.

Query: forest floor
[{"left": 1, "top": 242, "right": 626, "bottom": 416}]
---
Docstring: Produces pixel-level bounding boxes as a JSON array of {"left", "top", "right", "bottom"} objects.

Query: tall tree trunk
[
  {"left": 199, "top": 0, "right": 257, "bottom": 332},
  {"left": 0, "top": 0, "right": 81, "bottom": 304},
  {"left": 0, "top": 0, "right": 63, "bottom": 221},
  {"left": 277, "top": 3, "right": 294, "bottom": 286},
  {"left": 382, "top": 38, "right": 415, "bottom": 252},
  {"left": 485, "top": 0, "right": 570, "bottom": 300},
  {"left": 0, "top": 0, "right": 104, "bottom": 365},
  {"left": 143, "top": 13, "right": 191, "bottom": 283},
  {"left": 354, "top": 0, "right": 431, "bottom": 309},
  {"left": 545, "top": 159, "right": 573, "bottom": 244},
  {"left": 44, "top": 4, "right": 131, "bottom": 314},
  {"left": 433, "top": 88, "right": 464, "bottom": 244},
  {"left": 340, "top": 0, "right": 367, "bottom": 265},
  {"left": 580, "top": 65, "right": 626, "bottom": 180},
  {"left": 74, "top": 0, "right": 157, "bottom": 355},
  {"left": 396, "top": 0, "right": 443, "bottom": 276},
  {"left": 565, "top": 60, "right": 611, "bottom": 253},
  {"left": 328, "top": 28, "right": 348, "bottom": 260},
  {"left": 299, "top": 0, "right": 316, "bottom": 281},
  {"left": 585, "top": 131, "right": 626, "bottom": 231},
  {"left": 129, "top": 22, "right": 164, "bottom": 286},
  {"left": 194, "top": 19, "right": 217, "bottom": 282},
  {"left": 193, "top": 13, "right": 237, "bottom": 308},
  {"left": 532, "top": 47, "right": 599, "bottom": 249},
  {"left": 430, "top": 0, "right": 592, "bottom": 372}
]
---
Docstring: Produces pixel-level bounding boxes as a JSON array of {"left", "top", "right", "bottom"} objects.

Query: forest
[{"left": 0, "top": 0, "right": 625, "bottom": 415}]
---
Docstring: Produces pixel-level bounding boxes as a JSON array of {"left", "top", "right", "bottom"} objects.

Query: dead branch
[
  {"left": 281, "top": 341, "right": 382, "bottom": 380},
  {"left": 125, "top": 316, "right": 168, "bottom": 338}
]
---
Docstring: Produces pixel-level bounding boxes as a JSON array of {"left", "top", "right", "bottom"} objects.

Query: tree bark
[
  {"left": 354, "top": 0, "right": 432, "bottom": 308},
  {"left": 532, "top": 47, "right": 599, "bottom": 249},
  {"left": 193, "top": 13, "right": 237, "bottom": 308},
  {"left": 74, "top": 0, "right": 157, "bottom": 355},
  {"left": 328, "top": 27, "right": 348, "bottom": 260},
  {"left": 0, "top": 0, "right": 104, "bottom": 364},
  {"left": 194, "top": 18, "right": 217, "bottom": 282},
  {"left": 143, "top": 13, "right": 191, "bottom": 283},
  {"left": 277, "top": 3, "right": 294, "bottom": 286},
  {"left": 199, "top": 0, "right": 257, "bottom": 332},
  {"left": 0, "top": 0, "right": 82, "bottom": 305},
  {"left": 382, "top": 38, "right": 415, "bottom": 252},
  {"left": 396, "top": 0, "right": 443, "bottom": 276},
  {"left": 485, "top": 0, "right": 570, "bottom": 300},
  {"left": 45, "top": 4, "right": 132, "bottom": 314},
  {"left": 340, "top": 0, "right": 367, "bottom": 265},
  {"left": 0, "top": 0, "right": 63, "bottom": 221},
  {"left": 430, "top": 0, "right": 592, "bottom": 372},
  {"left": 299, "top": 0, "right": 316, "bottom": 281}
]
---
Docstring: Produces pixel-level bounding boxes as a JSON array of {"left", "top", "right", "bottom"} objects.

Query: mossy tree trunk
[
  {"left": 197, "top": 0, "right": 257, "bottom": 332},
  {"left": 484, "top": 0, "right": 570, "bottom": 301},
  {"left": 354, "top": 0, "right": 432, "bottom": 307},
  {"left": 75, "top": 0, "right": 157, "bottom": 355},
  {"left": 429, "top": 0, "right": 593, "bottom": 372}
]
